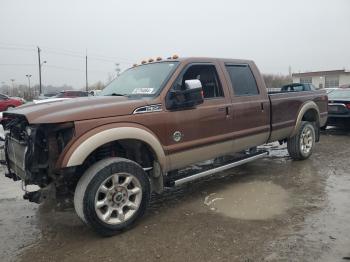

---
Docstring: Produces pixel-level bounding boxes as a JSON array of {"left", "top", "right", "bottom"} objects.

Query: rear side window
[{"left": 226, "top": 64, "right": 259, "bottom": 96}]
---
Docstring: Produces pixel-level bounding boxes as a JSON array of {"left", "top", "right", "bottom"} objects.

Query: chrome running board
[{"left": 173, "top": 151, "right": 268, "bottom": 186}]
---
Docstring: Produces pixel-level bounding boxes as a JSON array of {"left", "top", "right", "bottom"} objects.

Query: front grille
[
  {"left": 6, "top": 136, "right": 28, "bottom": 179},
  {"left": 3, "top": 114, "right": 30, "bottom": 179}
]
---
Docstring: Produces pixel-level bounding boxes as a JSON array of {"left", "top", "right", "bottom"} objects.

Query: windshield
[
  {"left": 100, "top": 62, "right": 179, "bottom": 97},
  {"left": 328, "top": 89, "right": 350, "bottom": 99}
]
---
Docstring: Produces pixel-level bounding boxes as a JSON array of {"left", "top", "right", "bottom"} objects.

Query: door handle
[
  {"left": 219, "top": 106, "right": 230, "bottom": 116},
  {"left": 260, "top": 102, "right": 264, "bottom": 111}
]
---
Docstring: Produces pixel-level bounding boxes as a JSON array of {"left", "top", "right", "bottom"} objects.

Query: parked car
[
  {"left": 2, "top": 57, "right": 327, "bottom": 236},
  {"left": 339, "top": 84, "right": 350, "bottom": 89},
  {"left": 37, "top": 92, "right": 59, "bottom": 100},
  {"left": 89, "top": 89, "right": 102, "bottom": 96},
  {"left": 54, "top": 90, "right": 89, "bottom": 98},
  {"left": 0, "top": 94, "right": 24, "bottom": 111},
  {"left": 326, "top": 89, "right": 350, "bottom": 128},
  {"left": 280, "top": 83, "right": 317, "bottom": 92},
  {"left": 325, "top": 88, "right": 339, "bottom": 94}
]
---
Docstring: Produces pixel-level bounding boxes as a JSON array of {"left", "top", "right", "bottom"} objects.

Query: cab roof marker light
[
  {"left": 141, "top": 60, "right": 147, "bottom": 64},
  {"left": 156, "top": 57, "right": 162, "bottom": 61},
  {"left": 148, "top": 58, "right": 154, "bottom": 62},
  {"left": 172, "top": 54, "right": 179, "bottom": 59}
]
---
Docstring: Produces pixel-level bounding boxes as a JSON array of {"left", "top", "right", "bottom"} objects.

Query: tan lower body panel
[
  {"left": 167, "top": 132, "right": 269, "bottom": 171},
  {"left": 268, "top": 127, "right": 293, "bottom": 142},
  {"left": 320, "top": 114, "right": 328, "bottom": 127}
]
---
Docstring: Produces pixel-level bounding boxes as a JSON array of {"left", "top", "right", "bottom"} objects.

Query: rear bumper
[
  {"left": 327, "top": 114, "right": 350, "bottom": 126},
  {"left": 328, "top": 114, "right": 350, "bottom": 118}
]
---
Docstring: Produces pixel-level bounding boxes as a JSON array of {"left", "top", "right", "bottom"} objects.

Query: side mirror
[
  {"left": 184, "top": 79, "right": 202, "bottom": 90},
  {"left": 166, "top": 79, "right": 204, "bottom": 110}
]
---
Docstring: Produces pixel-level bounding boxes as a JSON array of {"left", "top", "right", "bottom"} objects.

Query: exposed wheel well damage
[{"left": 77, "top": 139, "right": 164, "bottom": 194}]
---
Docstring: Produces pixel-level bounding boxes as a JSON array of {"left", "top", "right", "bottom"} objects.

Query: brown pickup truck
[{"left": 2, "top": 57, "right": 327, "bottom": 236}]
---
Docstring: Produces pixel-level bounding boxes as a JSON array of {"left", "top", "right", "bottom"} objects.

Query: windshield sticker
[{"left": 132, "top": 88, "right": 154, "bottom": 94}]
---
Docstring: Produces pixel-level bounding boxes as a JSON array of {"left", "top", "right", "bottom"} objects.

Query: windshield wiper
[{"left": 108, "top": 93, "right": 127, "bottom": 96}]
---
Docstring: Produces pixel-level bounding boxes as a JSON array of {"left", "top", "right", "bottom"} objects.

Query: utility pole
[
  {"left": 26, "top": 74, "right": 32, "bottom": 99},
  {"left": 2, "top": 81, "right": 7, "bottom": 95},
  {"left": 115, "top": 63, "right": 121, "bottom": 78},
  {"left": 85, "top": 50, "right": 88, "bottom": 91},
  {"left": 10, "top": 79, "right": 15, "bottom": 96},
  {"left": 38, "top": 46, "right": 42, "bottom": 95}
]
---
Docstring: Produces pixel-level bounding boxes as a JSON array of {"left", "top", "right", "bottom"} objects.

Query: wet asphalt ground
[{"left": 0, "top": 129, "right": 350, "bottom": 262}]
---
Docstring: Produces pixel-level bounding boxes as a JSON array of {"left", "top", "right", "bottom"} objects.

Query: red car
[{"left": 0, "top": 94, "right": 24, "bottom": 111}]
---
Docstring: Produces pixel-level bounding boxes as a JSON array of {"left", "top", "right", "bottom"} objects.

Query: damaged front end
[{"left": 2, "top": 113, "right": 74, "bottom": 203}]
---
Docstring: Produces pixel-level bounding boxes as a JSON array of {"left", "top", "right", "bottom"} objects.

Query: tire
[
  {"left": 287, "top": 121, "right": 316, "bottom": 160},
  {"left": 74, "top": 157, "right": 150, "bottom": 236}
]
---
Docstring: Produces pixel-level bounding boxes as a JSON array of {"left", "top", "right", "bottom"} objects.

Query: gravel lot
[{"left": 0, "top": 129, "right": 349, "bottom": 262}]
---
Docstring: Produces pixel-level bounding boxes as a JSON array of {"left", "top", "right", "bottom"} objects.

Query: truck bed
[{"left": 268, "top": 90, "right": 328, "bottom": 142}]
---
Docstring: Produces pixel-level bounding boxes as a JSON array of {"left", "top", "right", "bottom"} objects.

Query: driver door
[{"left": 163, "top": 63, "right": 233, "bottom": 170}]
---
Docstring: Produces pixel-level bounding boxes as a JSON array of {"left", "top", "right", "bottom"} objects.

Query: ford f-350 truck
[{"left": 2, "top": 57, "right": 328, "bottom": 235}]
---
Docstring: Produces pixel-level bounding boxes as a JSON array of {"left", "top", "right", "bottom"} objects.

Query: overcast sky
[{"left": 0, "top": 0, "right": 349, "bottom": 89}]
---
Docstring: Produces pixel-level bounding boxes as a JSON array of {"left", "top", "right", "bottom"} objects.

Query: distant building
[{"left": 292, "top": 69, "right": 350, "bottom": 89}]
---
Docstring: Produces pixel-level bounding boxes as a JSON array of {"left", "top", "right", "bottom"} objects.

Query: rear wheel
[
  {"left": 74, "top": 157, "right": 150, "bottom": 236},
  {"left": 287, "top": 121, "right": 315, "bottom": 160}
]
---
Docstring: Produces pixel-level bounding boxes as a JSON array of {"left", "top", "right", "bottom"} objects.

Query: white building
[{"left": 292, "top": 69, "right": 350, "bottom": 89}]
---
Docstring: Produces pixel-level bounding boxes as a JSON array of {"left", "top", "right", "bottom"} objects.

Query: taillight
[{"left": 346, "top": 103, "right": 350, "bottom": 110}]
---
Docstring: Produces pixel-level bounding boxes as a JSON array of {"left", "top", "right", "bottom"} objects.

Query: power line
[
  {"left": 0, "top": 63, "right": 107, "bottom": 73},
  {"left": 0, "top": 42, "right": 35, "bottom": 48},
  {"left": 0, "top": 42, "right": 134, "bottom": 63},
  {"left": 0, "top": 63, "right": 36, "bottom": 66},
  {"left": 41, "top": 49, "right": 133, "bottom": 64},
  {"left": 0, "top": 46, "right": 36, "bottom": 52},
  {"left": 45, "top": 64, "right": 107, "bottom": 73}
]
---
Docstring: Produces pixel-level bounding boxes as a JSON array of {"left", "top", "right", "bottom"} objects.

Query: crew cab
[{"left": 1, "top": 57, "right": 328, "bottom": 236}]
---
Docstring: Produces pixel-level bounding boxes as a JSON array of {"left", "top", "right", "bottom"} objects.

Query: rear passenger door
[{"left": 223, "top": 63, "right": 270, "bottom": 149}]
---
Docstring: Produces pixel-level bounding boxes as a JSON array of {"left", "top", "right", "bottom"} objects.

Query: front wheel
[
  {"left": 74, "top": 157, "right": 150, "bottom": 236},
  {"left": 287, "top": 121, "right": 316, "bottom": 160}
]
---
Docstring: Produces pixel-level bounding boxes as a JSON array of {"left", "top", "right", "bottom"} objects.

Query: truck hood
[{"left": 4, "top": 96, "right": 149, "bottom": 124}]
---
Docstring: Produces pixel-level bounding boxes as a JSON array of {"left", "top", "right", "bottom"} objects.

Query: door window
[
  {"left": 174, "top": 64, "right": 224, "bottom": 99},
  {"left": 226, "top": 64, "right": 259, "bottom": 96}
]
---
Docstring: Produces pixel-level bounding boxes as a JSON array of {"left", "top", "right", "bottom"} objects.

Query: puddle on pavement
[
  {"left": 204, "top": 181, "right": 289, "bottom": 220},
  {"left": 260, "top": 142, "right": 289, "bottom": 159}
]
